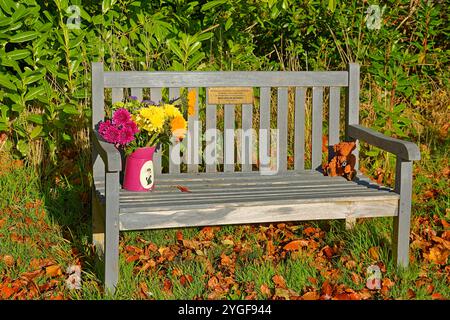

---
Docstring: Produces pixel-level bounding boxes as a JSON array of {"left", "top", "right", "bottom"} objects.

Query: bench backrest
[{"left": 92, "top": 62, "right": 360, "bottom": 176}]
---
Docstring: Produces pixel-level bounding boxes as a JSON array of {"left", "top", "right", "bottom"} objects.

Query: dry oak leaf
[
  {"left": 45, "top": 265, "right": 62, "bottom": 277},
  {"left": 260, "top": 284, "right": 271, "bottom": 297},
  {"left": 220, "top": 253, "right": 233, "bottom": 267},
  {"left": 163, "top": 279, "right": 173, "bottom": 294},
  {"left": 0, "top": 285, "right": 15, "bottom": 299},
  {"left": 368, "top": 247, "right": 380, "bottom": 260},
  {"left": 431, "top": 236, "right": 450, "bottom": 250},
  {"left": 3, "top": 255, "right": 14, "bottom": 267},
  {"left": 424, "top": 247, "right": 450, "bottom": 265},
  {"left": 302, "top": 291, "right": 319, "bottom": 300},
  {"left": 272, "top": 275, "right": 287, "bottom": 288},
  {"left": 176, "top": 185, "right": 192, "bottom": 193},
  {"left": 322, "top": 245, "right": 334, "bottom": 258},
  {"left": 283, "top": 239, "right": 309, "bottom": 251},
  {"left": 431, "top": 293, "right": 445, "bottom": 300},
  {"left": 321, "top": 280, "right": 333, "bottom": 299}
]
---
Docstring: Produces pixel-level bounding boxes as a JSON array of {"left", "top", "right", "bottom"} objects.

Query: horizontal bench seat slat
[
  {"left": 119, "top": 188, "right": 394, "bottom": 204},
  {"left": 104, "top": 71, "right": 349, "bottom": 88},
  {"left": 118, "top": 196, "right": 399, "bottom": 231}
]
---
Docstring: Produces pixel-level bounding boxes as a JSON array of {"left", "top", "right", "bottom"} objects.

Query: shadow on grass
[{"left": 40, "top": 168, "right": 106, "bottom": 292}]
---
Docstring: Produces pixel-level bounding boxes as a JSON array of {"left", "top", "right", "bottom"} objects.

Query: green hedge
[{"left": 0, "top": 0, "right": 448, "bottom": 164}]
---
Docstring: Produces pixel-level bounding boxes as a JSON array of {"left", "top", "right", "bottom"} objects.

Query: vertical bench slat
[
  {"left": 112, "top": 88, "right": 123, "bottom": 103},
  {"left": 187, "top": 88, "right": 199, "bottom": 173},
  {"left": 224, "top": 105, "right": 235, "bottom": 172},
  {"left": 205, "top": 100, "right": 217, "bottom": 173},
  {"left": 151, "top": 88, "right": 162, "bottom": 175},
  {"left": 259, "top": 87, "right": 271, "bottom": 170},
  {"left": 311, "top": 87, "right": 324, "bottom": 171},
  {"left": 130, "top": 88, "right": 143, "bottom": 101},
  {"left": 277, "top": 88, "right": 288, "bottom": 172},
  {"left": 329, "top": 87, "right": 340, "bottom": 161},
  {"left": 241, "top": 104, "right": 253, "bottom": 172},
  {"left": 294, "top": 87, "right": 306, "bottom": 171},
  {"left": 169, "top": 88, "right": 181, "bottom": 174},
  {"left": 346, "top": 63, "right": 360, "bottom": 170}
]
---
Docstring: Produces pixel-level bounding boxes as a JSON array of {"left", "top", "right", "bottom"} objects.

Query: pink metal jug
[{"left": 123, "top": 146, "right": 156, "bottom": 191}]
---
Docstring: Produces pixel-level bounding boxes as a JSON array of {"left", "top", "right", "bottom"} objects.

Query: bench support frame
[{"left": 90, "top": 62, "right": 420, "bottom": 294}]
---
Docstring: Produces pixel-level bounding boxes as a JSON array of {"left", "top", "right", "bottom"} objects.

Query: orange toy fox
[{"left": 323, "top": 142, "right": 357, "bottom": 181}]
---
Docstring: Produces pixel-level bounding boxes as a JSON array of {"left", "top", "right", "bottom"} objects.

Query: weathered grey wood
[
  {"left": 118, "top": 197, "right": 399, "bottom": 231},
  {"left": 92, "top": 132, "right": 122, "bottom": 172},
  {"left": 393, "top": 159, "right": 413, "bottom": 268},
  {"left": 241, "top": 103, "right": 253, "bottom": 172},
  {"left": 311, "top": 87, "right": 324, "bottom": 171},
  {"left": 205, "top": 100, "right": 217, "bottom": 173},
  {"left": 187, "top": 88, "right": 200, "bottom": 173},
  {"left": 345, "top": 63, "right": 360, "bottom": 170},
  {"left": 104, "top": 71, "right": 349, "bottom": 88},
  {"left": 104, "top": 171, "right": 120, "bottom": 293},
  {"left": 348, "top": 124, "right": 421, "bottom": 161},
  {"left": 92, "top": 62, "right": 105, "bottom": 130},
  {"left": 130, "top": 87, "right": 143, "bottom": 101},
  {"left": 169, "top": 88, "right": 181, "bottom": 174},
  {"left": 224, "top": 105, "right": 235, "bottom": 172},
  {"left": 92, "top": 189, "right": 105, "bottom": 255},
  {"left": 277, "top": 88, "right": 288, "bottom": 172},
  {"left": 329, "top": 87, "right": 341, "bottom": 161},
  {"left": 151, "top": 88, "right": 162, "bottom": 175},
  {"left": 259, "top": 87, "right": 271, "bottom": 170},
  {"left": 91, "top": 62, "right": 420, "bottom": 292},
  {"left": 119, "top": 181, "right": 385, "bottom": 198},
  {"left": 112, "top": 88, "right": 123, "bottom": 103},
  {"left": 91, "top": 63, "right": 105, "bottom": 181},
  {"left": 294, "top": 87, "right": 306, "bottom": 171}
]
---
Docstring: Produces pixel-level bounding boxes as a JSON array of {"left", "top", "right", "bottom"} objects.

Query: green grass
[{"left": 0, "top": 148, "right": 448, "bottom": 300}]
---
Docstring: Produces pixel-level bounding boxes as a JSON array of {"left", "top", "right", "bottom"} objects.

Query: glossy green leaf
[
  {"left": 5, "top": 49, "right": 30, "bottom": 60},
  {"left": 9, "top": 31, "right": 40, "bottom": 43},
  {"left": 30, "top": 125, "right": 42, "bottom": 139}
]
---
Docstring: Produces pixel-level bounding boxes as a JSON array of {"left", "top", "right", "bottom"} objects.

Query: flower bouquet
[{"left": 96, "top": 97, "right": 187, "bottom": 191}]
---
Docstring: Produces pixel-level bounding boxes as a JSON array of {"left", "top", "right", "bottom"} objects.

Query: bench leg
[
  {"left": 104, "top": 172, "right": 120, "bottom": 294},
  {"left": 345, "top": 217, "right": 356, "bottom": 230},
  {"left": 92, "top": 191, "right": 105, "bottom": 255},
  {"left": 392, "top": 159, "right": 413, "bottom": 268}
]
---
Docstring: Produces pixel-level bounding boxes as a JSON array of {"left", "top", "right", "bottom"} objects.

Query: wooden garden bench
[{"left": 90, "top": 62, "right": 420, "bottom": 293}]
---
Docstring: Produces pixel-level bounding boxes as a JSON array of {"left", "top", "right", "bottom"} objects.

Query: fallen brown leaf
[
  {"left": 3, "top": 255, "right": 14, "bottom": 267},
  {"left": 163, "top": 279, "right": 173, "bottom": 294},
  {"left": 283, "top": 239, "right": 309, "bottom": 251},
  {"left": 424, "top": 247, "right": 450, "bottom": 265},
  {"left": 176, "top": 185, "right": 192, "bottom": 193},
  {"left": 272, "top": 275, "right": 286, "bottom": 288},
  {"left": 322, "top": 245, "right": 333, "bottom": 258},
  {"left": 321, "top": 280, "right": 333, "bottom": 299},
  {"left": 260, "top": 284, "right": 271, "bottom": 297},
  {"left": 407, "top": 288, "right": 416, "bottom": 299},
  {"left": 368, "top": 247, "right": 380, "bottom": 260},
  {"left": 302, "top": 291, "right": 319, "bottom": 300},
  {"left": 45, "top": 265, "right": 62, "bottom": 277},
  {"left": 0, "top": 285, "right": 15, "bottom": 299},
  {"left": 431, "top": 293, "right": 445, "bottom": 300}
]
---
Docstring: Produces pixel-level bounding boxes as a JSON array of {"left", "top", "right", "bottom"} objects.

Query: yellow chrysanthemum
[
  {"left": 187, "top": 89, "right": 196, "bottom": 116},
  {"left": 164, "top": 104, "right": 182, "bottom": 119},
  {"left": 137, "top": 106, "right": 166, "bottom": 133},
  {"left": 170, "top": 115, "right": 187, "bottom": 139}
]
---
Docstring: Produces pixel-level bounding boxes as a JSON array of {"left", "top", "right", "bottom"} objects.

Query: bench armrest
[
  {"left": 348, "top": 124, "right": 420, "bottom": 161},
  {"left": 92, "top": 131, "right": 122, "bottom": 172}
]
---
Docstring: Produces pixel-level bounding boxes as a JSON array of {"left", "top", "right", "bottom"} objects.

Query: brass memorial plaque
[{"left": 207, "top": 87, "right": 254, "bottom": 104}]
